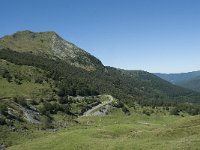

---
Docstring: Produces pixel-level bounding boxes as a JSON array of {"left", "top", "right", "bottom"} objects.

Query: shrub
[
  {"left": 51, "top": 102, "right": 61, "bottom": 113},
  {"left": 142, "top": 109, "right": 151, "bottom": 116},
  {"left": 58, "top": 97, "right": 69, "bottom": 104},
  {"left": 41, "top": 116, "right": 52, "bottom": 129},
  {"left": 14, "top": 78, "right": 22, "bottom": 85},
  {"left": 35, "top": 78, "right": 43, "bottom": 84},
  {"left": 170, "top": 107, "right": 180, "bottom": 115},
  {"left": 29, "top": 99, "right": 39, "bottom": 105},
  {"left": 60, "top": 104, "right": 71, "bottom": 114},
  {"left": 113, "top": 101, "right": 124, "bottom": 108},
  {"left": 14, "top": 97, "right": 27, "bottom": 107},
  {"left": 0, "top": 103, "right": 8, "bottom": 116},
  {"left": 57, "top": 89, "right": 65, "bottom": 97},
  {"left": 2, "top": 69, "right": 12, "bottom": 82},
  {"left": 122, "top": 106, "right": 130, "bottom": 115},
  {"left": 0, "top": 117, "right": 6, "bottom": 125}
]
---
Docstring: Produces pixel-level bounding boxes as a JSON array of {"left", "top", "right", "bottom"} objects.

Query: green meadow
[
  {"left": 0, "top": 78, "right": 52, "bottom": 98},
  {"left": 8, "top": 109, "right": 200, "bottom": 150}
]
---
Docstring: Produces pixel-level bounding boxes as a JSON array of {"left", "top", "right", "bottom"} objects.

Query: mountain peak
[
  {"left": 0, "top": 30, "right": 103, "bottom": 70},
  {"left": 11, "top": 30, "right": 60, "bottom": 40},
  {"left": 15, "top": 30, "right": 33, "bottom": 34},
  {"left": 14, "top": 30, "right": 57, "bottom": 35}
]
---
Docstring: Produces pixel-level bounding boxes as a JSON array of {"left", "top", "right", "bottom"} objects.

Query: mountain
[
  {"left": 1, "top": 31, "right": 200, "bottom": 105},
  {"left": 155, "top": 71, "right": 200, "bottom": 92},
  {"left": 1, "top": 31, "right": 200, "bottom": 148},
  {"left": 155, "top": 71, "right": 200, "bottom": 84},
  {"left": 177, "top": 76, "right": 200, "bottom": 92},
  {"left": 0, "top": 30, "right": 103, "bottom": 70}
]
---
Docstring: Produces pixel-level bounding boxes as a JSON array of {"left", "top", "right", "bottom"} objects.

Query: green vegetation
[
  {"left": 155, "top": 71, "right": 200, "bottom": 84},
  {"left": 0, "top": 78, "right": 52, "bottom": 98},
  {"left": 1, "top": 96, "right": 200, "bottom": 150},
  {"left": 0, "top": 95, "right": 119, "bottom": 147},
  {"left": 178, "top": 76, "right": 200, "bottom": 92},
  {"left": 1, "top": 31, "right": 200, "bottom": 150},
  {"left": 7, "top": 109, "right": 200, "bottom": 150},
  {"left": 1, "top": 49, "right": 200, "bottom": 106},
  {"left": 155, "top": 71, "right": 200, "bottom": 92},
  {"left": 0, "top": 59, "right": 53, "bottom": 98},
  {"left": 0, "top": 31, "right": 103, "bottom": 70}
]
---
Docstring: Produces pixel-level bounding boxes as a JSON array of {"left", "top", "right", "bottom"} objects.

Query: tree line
[{"left": 1, "top": 48, "right": 200, "bottom": 113}]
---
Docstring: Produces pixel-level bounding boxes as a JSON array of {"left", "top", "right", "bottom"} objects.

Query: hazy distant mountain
[
  {"left": 155, "top": 71, "right": 200, "bottom": 92},
  {"left": 177, "top": 76, "right": 200, "bottom": 92},
  {"left": 155, "top": 71, "right": 200, "bottom": 84}
]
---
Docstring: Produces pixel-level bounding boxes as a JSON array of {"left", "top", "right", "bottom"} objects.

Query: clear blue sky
[{"left": 1, "top": 0, "right": 200, "bottom": 73}]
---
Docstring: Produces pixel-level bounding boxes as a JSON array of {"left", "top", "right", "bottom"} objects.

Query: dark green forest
[{"left": 1, "top": 48, "right": 200, "bottom": 113}]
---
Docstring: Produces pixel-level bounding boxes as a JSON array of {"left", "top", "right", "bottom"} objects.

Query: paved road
[{"left": 83, "top": 95, "right": 114, "bottom": 116}]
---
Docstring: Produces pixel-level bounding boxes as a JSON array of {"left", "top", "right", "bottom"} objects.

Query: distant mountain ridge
[
  {"left": 155, "top": 71, "right": 200, "bottom": 84},
  {"left": 155, "top": 71, "right": 200, "bottom": 92},
  {"left": 178, "top": 76, "right": 200, "bottom": 92}
]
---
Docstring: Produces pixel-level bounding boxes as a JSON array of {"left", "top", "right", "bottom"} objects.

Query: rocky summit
[{"left": 0, "top": 30, "right": 103, "bottom": 70}]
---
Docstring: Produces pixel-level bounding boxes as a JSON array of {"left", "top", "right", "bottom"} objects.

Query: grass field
[
  {"left": 0, "top": 78, "right": 52, "bottom": 98},
  {"left": 0, "top": 59, "right": 53, "bottom": 98},
  {"left": 7, "top": 109, "right": 200, "bottom": 150}
]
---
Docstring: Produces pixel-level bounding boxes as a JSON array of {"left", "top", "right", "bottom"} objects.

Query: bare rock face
[
  {"left": 0, "top": 144, "right": 6, "bottom": 150},
  {"left": 0, "top": 31, "right": 104, "bottom": 70},
  {"left": 51, "top": 33, "right": 77, "bottom": 59}
]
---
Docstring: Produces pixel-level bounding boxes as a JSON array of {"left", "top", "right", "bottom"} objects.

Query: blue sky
[{"left": 1, "top": 0, "right": 200, "bottom": 73}]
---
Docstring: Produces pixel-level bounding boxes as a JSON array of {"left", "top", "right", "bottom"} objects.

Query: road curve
[{"left": 83, "top": 95, "right": 114, "bottom": 116}]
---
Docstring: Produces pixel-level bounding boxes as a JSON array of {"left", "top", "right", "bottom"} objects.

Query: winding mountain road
[{"left": 83, "top": 95, "right": 114, "bottom": 116}]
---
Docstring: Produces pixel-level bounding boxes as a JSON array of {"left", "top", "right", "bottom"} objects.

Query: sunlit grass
[
  {"left": 0, "top": 78, "right": 52, "bottom": 98},
  {"left": 8, "top": 109, "right": 200, "bottom": 150}
]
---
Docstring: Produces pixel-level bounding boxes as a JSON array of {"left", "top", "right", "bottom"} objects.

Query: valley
[
  {"left": 155, "top": 71, "right": 200, "bottom": 92},
  {"left": 0, "top": 31, "right": 200, "bottom": 150}
]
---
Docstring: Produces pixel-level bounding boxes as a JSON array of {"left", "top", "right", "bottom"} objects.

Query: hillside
[
  {"left": 0, "top": 59, "right": 53, "bottom": 98},
  {"left": 1, "top": 31, "right": 200, "bottom": 104},
  {"left": 0, "top": 30, "right": 103, "bottom": 70},
  {"left": 1, "top": 31, "right": 200, "bottom": 149},
  {"left": 155, "top": 71, "right": 200, "bottom": 92},
  {"left": 177, "top": 76, "right": 200, "bottom": 92},
  {"left": 7, "top": 108, "right": 200, "bottom": 150},
  {"left": 155, "top": 71, "right": 200, "bottom": 84},
  {"left": 1, "top": 48, "right": 200, "bottom": 105}
]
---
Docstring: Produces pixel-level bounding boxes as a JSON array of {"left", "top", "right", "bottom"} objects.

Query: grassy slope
[
  {"left": 0, "top": 31, "right": 104, "bottom": 70},
  {"left": 0, "top": 59, "right": 48, "bottom": 81},
  {"left": 0, "top": 78, "right": 52, "bottom": 98},
  {"left": 2, "top": 49, "right": 200, "bottom": 105},
  {"left": 8, "top": 109, "right": 200, "bottom": 150},
  {"left": 0, "top": 31, "right": 53, "bottom": 54},
  {"left": 0, "top": 59, "right": 53, "bottom": 98}
]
